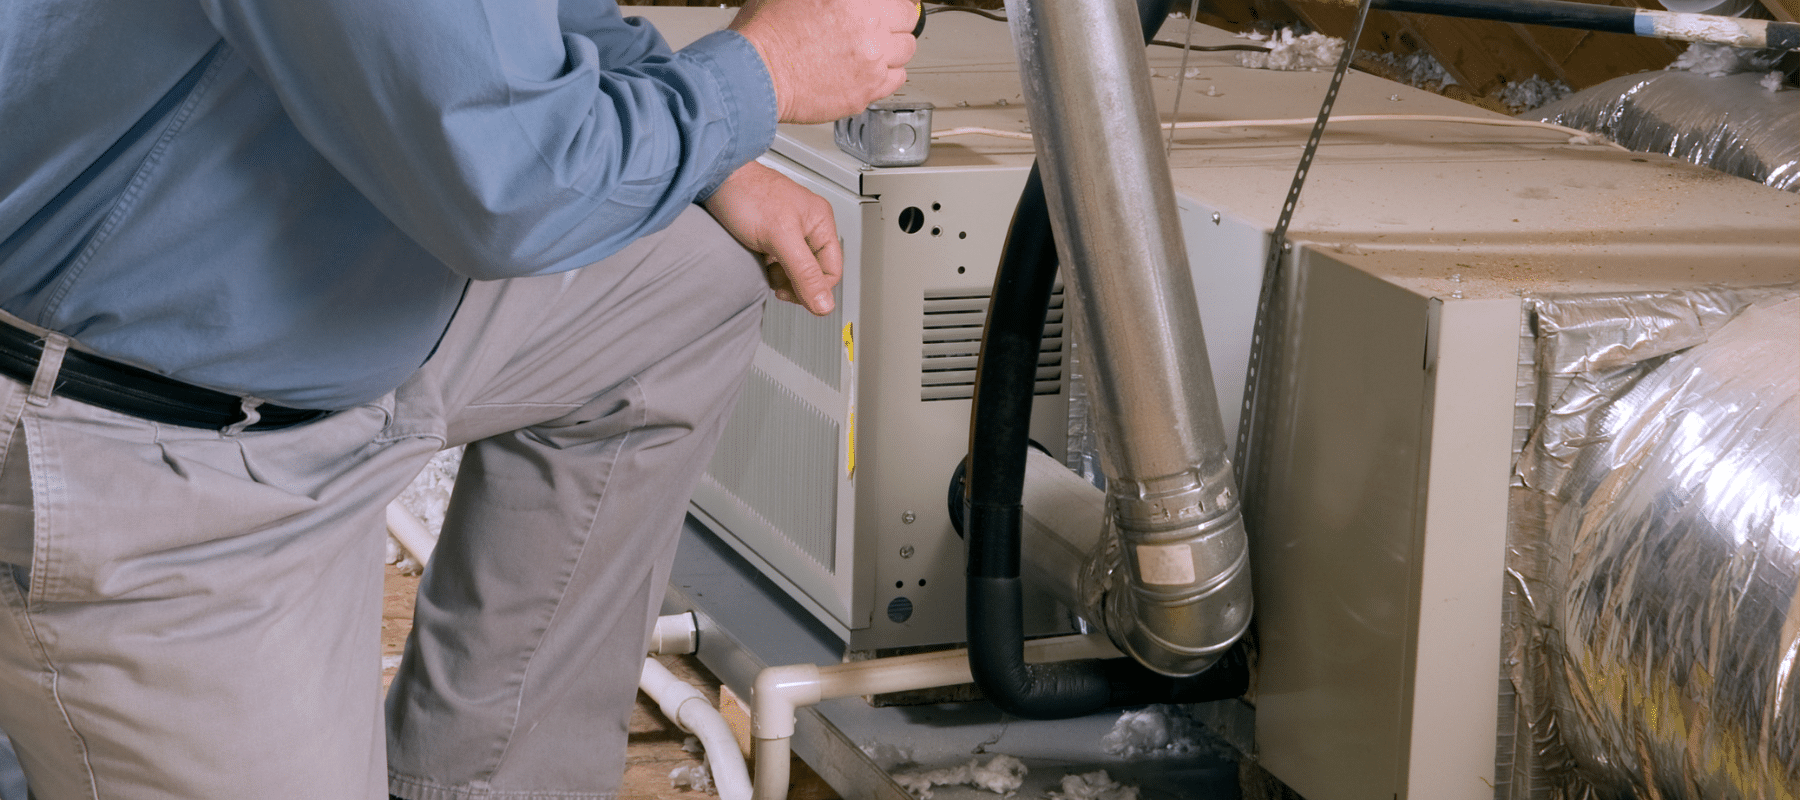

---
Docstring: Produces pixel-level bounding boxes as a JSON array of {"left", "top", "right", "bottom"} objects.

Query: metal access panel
[
  {"left": 690, "top": 150, "right": 1081, "bottom": 653},
  {"left": 689, "top": 149, "right": 869, "bottom": 645},
  {"left": 1239, "top": 257, "right": 1524, "bottom": 800}
]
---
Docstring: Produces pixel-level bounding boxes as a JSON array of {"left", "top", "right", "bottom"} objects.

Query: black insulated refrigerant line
[
  {"left": 960, "top": 0, "right": 1247, "bottom": 721},
  {"left": 1372, "top": 0, "right": 1798, "bottom": 50}
]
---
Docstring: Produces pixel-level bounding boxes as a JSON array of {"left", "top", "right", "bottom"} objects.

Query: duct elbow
[
  {"left": 1107, "top": 514, "right": 1254, "bottom": 677},
  {"left": 1016, "top": 449, "right": 1254, "bottom": 678},
  {"left": 1101, "top": 471, "right": 1254, "bottom": 678}
]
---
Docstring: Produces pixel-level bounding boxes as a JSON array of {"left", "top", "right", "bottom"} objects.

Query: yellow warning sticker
[{"left": 844, "top": 322, "right": 856, "bottom": 477}]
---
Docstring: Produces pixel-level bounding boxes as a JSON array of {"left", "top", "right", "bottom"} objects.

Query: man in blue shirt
[{"left": 0, "top": 0, "right": 916, "bottom": 797}]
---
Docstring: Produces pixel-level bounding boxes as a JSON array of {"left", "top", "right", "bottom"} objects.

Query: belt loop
[
  {"left": 221, "top": 396, "right": 264, "bottom": 436},
  {"left": 28, "top": 335, "right": 69, "bottom": 408}
]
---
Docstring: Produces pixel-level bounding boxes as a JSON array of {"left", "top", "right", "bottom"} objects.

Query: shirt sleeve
[{"left": 198, "top": 0, "right": 777, "bottom": 280}]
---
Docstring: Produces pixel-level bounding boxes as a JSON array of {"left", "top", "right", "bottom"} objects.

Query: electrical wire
[
  {"left": 1151, "top": 41, "right": 1273, "bottom": 52},
  {"left": 922, "top": 5, "right": 1006, "bottom": 22},
  {"left": 931, "top": 114, "right": 1629, "bottom": 150},
  {"left": 921, "top": 4, "right": 1272, "bottom": 52}
]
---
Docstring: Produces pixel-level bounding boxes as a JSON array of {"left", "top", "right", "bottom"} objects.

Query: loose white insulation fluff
[
  {"left": 891, "top": 754, "right": 1029, "bottom": 799},
  {"left": 1045, "top": 771, "right": 1139, "bottom": 800},
  {"left": 1672, "top": 42, "right": 1784, "bottom": 77},
  {"left": 1361, "top": 49, "right": 1457, "bottom": 87},
  {"left": 669, "top": 737, "right": 715, "bottom": 794},
  {"left": 668, "top": 761, "right": 714, "bottom": 794},
  {"left": 1099, "top": 705, "right": 1212, "bottom": 760},
  {"left": 1235, "top": 28, "right": 1345, "bottom": 71},
  {"left": 1498, "top": 76, "right": 1575, "bottom": 111},
  {"left": 1230, "top": 27, "right": 1570, "bottom": 111}
]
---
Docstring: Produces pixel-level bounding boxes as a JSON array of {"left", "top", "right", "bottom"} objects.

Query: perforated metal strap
[
  {"left": 1166, "top": 0, "right": 1202, "bottom": 155},
  {"left": 1234, "top": 0, "right": 1374, "bottom": 473}
]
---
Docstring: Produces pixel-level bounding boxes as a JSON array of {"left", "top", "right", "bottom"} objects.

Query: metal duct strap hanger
[{"left": 1236, "top": 0, "right": 1372, "bottom": 478}]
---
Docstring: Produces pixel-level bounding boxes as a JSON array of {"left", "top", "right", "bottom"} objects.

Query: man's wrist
[{"left": 678, "top": 30, "right": 780, "bottom": 197}]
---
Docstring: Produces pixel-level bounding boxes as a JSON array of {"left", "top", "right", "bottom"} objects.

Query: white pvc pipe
[
  {"left": 641, "top": 657, "right": 753, "bottom": 800},
  {"left": 650, "top": 612, "right": 699, "bottom": 656},
  {"left": 748, "top": 633, "right": 1123, "bottom": 800},
  {"left": 752, "top": 738, "right": 792, "bottom": 800},
  {"left": 384, "top": 501, "right": 437, "bottom": 566}
]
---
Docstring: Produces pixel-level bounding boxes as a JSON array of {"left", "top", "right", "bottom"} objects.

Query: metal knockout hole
[{"left": 898, "top": 206, "right": 924, "bottom": 234}]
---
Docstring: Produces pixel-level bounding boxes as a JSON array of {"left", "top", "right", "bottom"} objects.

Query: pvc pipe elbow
[
  {"left": 650, "top": 612, "right": 699, "bottom": 656},
  {"left": 640, "top": 658, "right": 707, "bottom": 730},
  {"left": 640, "top": 658, "right": 753, "bottom": 800},
  {"left": 751, "top": 663, "right": 821, "bottom": 739}
]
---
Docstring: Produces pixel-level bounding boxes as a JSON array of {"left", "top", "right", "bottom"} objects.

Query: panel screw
[
  {"left": 902, "top": 511, "right": 917, "bottom": 524},
  {"left": 900, "top": 545, "right": 915, "bottom": 559}
]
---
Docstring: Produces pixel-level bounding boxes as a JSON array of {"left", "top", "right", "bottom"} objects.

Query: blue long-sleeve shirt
[{"left": 0, "top": 0, "right": 776, "bottom": 410}]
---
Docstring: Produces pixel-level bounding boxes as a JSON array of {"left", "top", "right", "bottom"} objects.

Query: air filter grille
[
  {"left": 760, "top": 299, "right": 843, "bottom": 389},
  {"left": 704, "top": 367, "right": 838, "bottom": 569}
]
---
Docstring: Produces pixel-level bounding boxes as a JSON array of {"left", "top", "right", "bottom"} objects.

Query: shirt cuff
[{"left": 681, "top": 29, "right": 779, "bottom": 200}]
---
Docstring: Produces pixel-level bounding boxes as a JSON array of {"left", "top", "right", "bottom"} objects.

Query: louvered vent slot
[{"left": 921, "top": 285, "right": 1064, "bottom": 401}]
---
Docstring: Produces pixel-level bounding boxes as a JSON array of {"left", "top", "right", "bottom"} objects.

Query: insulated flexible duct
[
  {"left": 1532, "top": 70, "right": 1799, "bottom": 193},
  {"left": 1507, "top": 291, "right": 1800, "bottom": 798}
]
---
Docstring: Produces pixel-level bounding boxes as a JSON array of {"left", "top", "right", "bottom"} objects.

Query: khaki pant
[{"left": 0, "top": 207, "right": 767, "bottom": 800}]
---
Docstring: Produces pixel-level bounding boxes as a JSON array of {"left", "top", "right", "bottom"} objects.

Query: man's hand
[
  {"left": 730, "top": 0, "right": 918, "bottom": 124},
  {"left": 703, "top": 162, "right": 844, "bottom": 316}
]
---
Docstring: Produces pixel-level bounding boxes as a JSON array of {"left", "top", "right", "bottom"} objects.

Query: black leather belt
[{"left": 0, "top": 321, "right": 331, "bottom": 431}]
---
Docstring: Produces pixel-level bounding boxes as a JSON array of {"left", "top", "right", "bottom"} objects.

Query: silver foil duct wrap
[
  {"left": 1531, "top": 70, "right": 1799, "bottom": 192},
  {"left": 1504, "top": 289, "right": 1800, "bottom": 799}
]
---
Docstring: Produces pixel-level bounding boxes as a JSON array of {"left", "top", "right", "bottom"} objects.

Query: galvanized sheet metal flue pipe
[{"left": 1004, "top": 0, "right": 1251, "bottom": 676}]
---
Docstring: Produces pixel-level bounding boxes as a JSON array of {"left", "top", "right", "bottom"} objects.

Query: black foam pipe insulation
[{"left": 961, "top": 0, "right": 1247, "bottom": 721}]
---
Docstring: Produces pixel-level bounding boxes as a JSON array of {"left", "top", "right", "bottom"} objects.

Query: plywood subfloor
[{"left": 381, "top": 566, "right": 839, "bottom": 800}]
